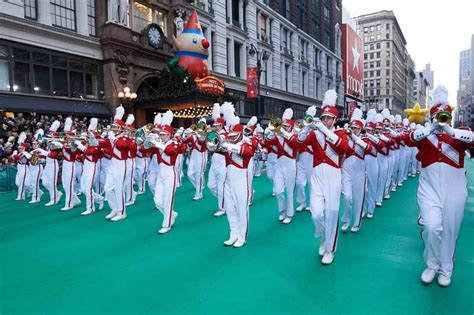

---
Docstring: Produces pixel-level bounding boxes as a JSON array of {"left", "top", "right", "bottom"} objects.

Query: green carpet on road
[{"left": 1, "top": 160, "right": 473, "bottom": 315}]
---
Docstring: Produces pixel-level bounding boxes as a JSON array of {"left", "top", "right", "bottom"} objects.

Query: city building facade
[
  {"left": 355, "top": 10, "right": 409, "bottom": 115},
  {"left": 1, "top": 0, "right": 345, "bottom": 124},
  {"left": 456, "top": 35, "right": 473, "bottom": 129}
]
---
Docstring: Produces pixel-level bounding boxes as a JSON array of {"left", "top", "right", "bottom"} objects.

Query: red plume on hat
[
  {"left": 321, "top": 90, "right": 339, "bottom": 118},
  {"left": 429, "top": 85, "right": 452, "bottom": 118}
]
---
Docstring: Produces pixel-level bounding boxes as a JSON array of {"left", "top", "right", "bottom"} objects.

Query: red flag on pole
[{"left": 247, "top": 67, "right": 258, "bottom": 99}]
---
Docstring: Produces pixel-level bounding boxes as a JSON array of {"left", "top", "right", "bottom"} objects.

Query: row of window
[
  {"left": 23, "top": 0, "right": 96, "bottom": 36},
  {"left": 0, "top": 43, "right": 101, "bottom": 99},
  {"left": 364, "top": 60, "right": 391, "bottom": 68},
  {"left": 364, "top": 42, "right": 390, "bottom": 51},
  {"left": 362, "top": 23, "right": 391, "bottom": 33}
]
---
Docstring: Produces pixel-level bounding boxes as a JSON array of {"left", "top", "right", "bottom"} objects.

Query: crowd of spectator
[{"left": 0, "top": 112, "right": 111, "bottom": 165}]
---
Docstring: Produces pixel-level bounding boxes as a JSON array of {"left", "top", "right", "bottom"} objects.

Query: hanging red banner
[{"left": 247, "top": 67, "right": 258, "bottom": 99}]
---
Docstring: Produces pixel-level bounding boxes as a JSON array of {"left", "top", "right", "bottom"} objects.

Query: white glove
[
  {"left": 264, "top": 127, "right": 275, "bottom": 140},
  {"left": 74, "top": 140, "right": 82, "bottom": 146},
  {"left": 51, "top": 141, "right": 63, "bottom": 149},
  {"left": 351, "top": 134, "right": 368, "bottom": 149},
  {"left": 280, "top": 127, "right": 293, "bottom": 141},
  {"left": 449, "top": 127, "right": 473, "bottom": 143},
  {"left": 387, "top": 128, "right": 397, "bottom": 138},
  {"left": 77, "top": 143, "right": 86, "bottom": 152},
  {"left": 316, "top": 123, "right": 339, "bottom": 144},
  {"left": 23, "top": 151, "right": 32, "bottom": 159},
  {"left": 298, "top": 125, "right": 311, "bottom": 142},
  {"left": 379, "top": 134, "right": 390, "bottom": 143},
  {"left": 35, "top": 148, "right": 47, "bottom": 155},
  {"left": 366, "top": 133, "right": 380, "bottom": 144},
  {"left": 443, "top": 124, "right": 455, "bottom": 137},
  {"left": 13, "top": 150, "right": 18, "bottom": 156},
  {"left": 155, "top": 141, "right": 166, "bottom": 150}
]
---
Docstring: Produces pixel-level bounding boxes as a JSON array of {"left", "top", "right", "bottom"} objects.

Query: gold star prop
[{"left": 404, "top": 103, "right": 429, "bottom": 123}]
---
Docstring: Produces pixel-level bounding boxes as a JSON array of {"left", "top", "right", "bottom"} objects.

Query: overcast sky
[{"left": 343, "top": 0, "right": 474, "bottom": 105}]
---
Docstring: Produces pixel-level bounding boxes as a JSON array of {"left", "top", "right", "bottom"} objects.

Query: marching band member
[
  {"left": 124, "top": 115, "right": 137, "bottom": 206},
  {"left": 148, "top": 113, "right": 162, "bottom": 194},
  {"left": 253, "top": 124, "right": 265, "bottom": 177},
  {"left": 295, "top": 105, "right": 317, "bottom": 212},
  {"left": 265, "top": 108, "right": 299, "bottom": 224},
  {"left": 75, "top": 118, "right": 104, "bottom": 216},
  {"left": 382, "top": 111, "right": 396, "bottom": 198},
  {"left": 404, "top": 85, "right": 474, "bottom": 287},
  {"left": 263, "top": 127, "right": 278, "bottom": 197},
  {"left": 60, "top": 117, "right": 81, "bottom": 211},
  {"left": 174, "top": 127, "right": 185, "bottom": 188},
  {"left": 13, "top": 132, "right": 30, "bottom": 201},
  {"left": 27, "top": 130, "right": 44, "bottom": 204},
  {"left": 74, "top": 150, "right": 84, "bottom": 196},
  {"left": 207, "top": 103, "right": 228, "bottom": 217},
  {"left": 408, "top": 123, "right": 419, "bottom": 177},
  {"left": 363, "top": 109, "right": 384, "bottom": 218},
  {"left": 104, "top": 106, "right": 130, "bottom": 222},
  {"left": 184, "top": 117, "right": 208, "bottom": 200},
  {"left": 222, "top": 115, "right": 256, "bottom": 248},
  {"left": 341, "top": 109, "right": 371, "bottom": 233},
  {"left": 98, "top": 128, "right": 112, "bottom": 196},
  {"left": 298, "top": 90, "right": 349, "bottom": 265},
  {"left": 152, "top": 111, "right": 186, "bottom": 234},
  {"left": 135, "top": 135, "right": 150, "bottom": 195},
  {"left": 375, "top": 113, "right": 391, "bottom": 206},
  {"left": 35, "top": 120, "right": 63, "bottom": 207},
  {"left": 244, "top": 116, "right": 258, "bottom": 205}
]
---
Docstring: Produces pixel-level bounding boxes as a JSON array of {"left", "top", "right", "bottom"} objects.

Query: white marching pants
[
  {"left": 376, "top": 155, "right": 389, "bottom": 203},
  {"left": 124, "top": 158, "right": 136, "bottom": 204},
  {"left": 254, "top": 158, "right": 263, "bottom": 177},
  {"left": 74, "top": 161, "right": 83, "bottom": 194},
  {"left": 187, "top": 150, "right": 207, "bottom": 198},
  {"left": 61, "top": 160, "right": 79, "bottom": 208},
  {"left": 295, "top": 152, "right": 313, "bottom": 207},
  {"left": 247, "top": 157, "right": 255, "bottom": 203},
  {"left": 81, "top": 160, "right": 103, "bottom": 212},
  {"left": 274, "top": 156, "right": 296, "bottom": 217},
  {"left": 175, "top": 155, "right": 183, "bottom": 188},
  {"left": 27, "top": 164, "right": 43, "bottom": 202},
  {"left": 266, "top": 153, "right": 277, "bottom": 194},
  {"left": 99, "top": 158, "right": 110, "bottom": 195},
  {"left": 385, "top": 152, "right": 395, "bottom": 194},
  {"left": 224, "top": 165, "right": 250, "bottom": 242},
  {"left": 134, "top": 157, "right": 148, "bottom": 193},
  {"left": 104, "top": 159, "right": 127, "bottom": 215},
  {"left": 417, "top": 164, "right": 467, "bottom": 278},
  {"left": 15, "top": 164, "right": 29, "bottom": 199},
  {"left": 342, "top": 156, "right": 366, "bottom": 228},
  {"left": 364, "top": 155, "right": 379, "bottom": 215},
  {"left": 410, "top": 147, "right": 418, "bottom": 175},
  {"left": 310, "top": 164, "right": 342, "bottom": 253},
  {"left": 396, "top": 148, "right": 407, "bottom": 185},
  {"left": 148, "top": 155, "right": 160, "bottom": 194},
  {"left": 207, "top": 154, "right": 226, "bottom": 211},
  {"left": 154, "top": 164, "right": 178, "bottom": 228},
  {"left": 42, "top": 158, "right": 60, "bottom": 203},
  {"left": 389, "top": 150, "right": 399, "bottom": 189}
]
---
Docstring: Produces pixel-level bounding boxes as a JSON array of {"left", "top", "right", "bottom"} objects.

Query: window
[
  {"left": 259, "top": 12, "right": 268, "bottom": 40},
  {"left": 364, "top": 37, "right": 368, "bottom": 42},
  {"left": 326, "top": 56, "right": 331, "bottom": 73},
  {"left": 376, "top": 43, "right": 381, "bottom": 49},
  {"left": 386, "top": 42, "right": 390, "bottom": 48},
  {"left": 386, "top": 69, "right": 390, "bottom": 76},
  {"left": 234, "top": 42, "right": 241, "bottom": 78},
  {"left": 302, "top": 71, "right": 306, "bottom": 96},
  {"left": 285, "top": 64, "right": 289, "bottom": 91},
  {"left": 386, "top": 51, "right": 390, "bottom": 57},
  {"left": 282, "top": 28, "right": 288, "bottom": 51},
  {"left": 24, "top": 0, "right": 37, "bottom": 20},
  {"left": 370, "top": 53, "right": 374, "bottom": 59},
  {"left": 370, "top": 44, "right": 374, "bottom": 50},
  {"left": 315, "top": 77, "right": 320, "bottom": 98},
  {"left": 0, "top": 46, "right": 10, "bottom": 91},
  {"left": 370, "top": 35, "right": 374, "bottom": 41},
  {"left": 376, "top": 34, "right": 381, "bottom": 40},
  {"left": 386, "top": 23, "right": 390, "bottom": 30},
  {"left": 13, "top": 62, "right": 31, "bottom": 93},
  {"left": 386, "top": 33, "right": 390, "bottom": 39},
  {"left": 364, "top": 53, "right": 368, "bottom": 60},
  {"left": 376, "top": 24, "right": 381, "bottom": 31},
  {"left": 133, "top": 2, "right": 152, "bottom": 32},
  {"left": 376, "top": 52, "right": 381, "bottom": 58},
  {"left": 364, "top": 27, "right": 368, "bottom": 33},
  {"left": 370, "top": 26, "right": 374, "bottom": 32},
  {"left": 53, "top": 68, "right": 68, "bottom": 96},
  {"left": 87, "top": 0, "right": 96, "bottom": 36},
  {"left": 376, "top": 70, "right": 380, "bottom": 76},
  {"left": 50, "top": 0, "right": 76, "bottom": 31},
  {"left": 386, "top": 60, "right": 390, "bottom": 67},
  {"left": 376, "top": 61, "right": 381, "bottom": 67},
  {"left": 323, "top": 6, "right": 330, "bottom": 23},
  {"left": 33, "top": 65, "right": 50, "bottom": 95},
  {"left": 364, "top": 45, "right": 368, "bottom": 51},
  {"left": 154, "top": 10, "right": 167, "bottom": 34},
  {"left": 281, "top": 0, "right": 290, "bottom": 18},
  {"left": 386, "top": 89, "right": 390, "bottom": 95}
]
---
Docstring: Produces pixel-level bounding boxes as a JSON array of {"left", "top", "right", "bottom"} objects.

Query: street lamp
[
  {"left": 118, "top": 86, "right": 138, "bottom": 110},
  {"left": 248, "top": 43, "right": 270, "bottom": 117}
]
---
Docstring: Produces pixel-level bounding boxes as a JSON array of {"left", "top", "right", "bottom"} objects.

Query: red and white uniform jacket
[
  {"left": 404, "top": 132, "right": 474, "bottom": 169},
  {"left": 345, "top": 137, "right": 372, "bottom": 160},
  {"left": 300, "top": 129, "right": 349, "bottom": 169},
  {"left": 63, "top": 145, "right": 80, "bottom": 162},
  {"left": 184, "top": 134, "right": 206, "bottom": 153},
  {"left": 264, "top": 134, "right": 299, "bottom": 159},
  {"left": 378, "top": 133, "right": 393, "bottom": 156},
  {"left": 83, "top": 144, "right": 102, "bottom": 163},
  {"left": 45, "top": 148, "right": 62, "bottom": 160},
  {"left": 128, "top": 138, "right": 137, "bottom": 159},
  {"left": 136, "top": 145, "right": 150, "bottom": 159},
  {"left": 157, "top": 141, "right": 186, "bottom": 167},
  {"left": 109, "top": 136, "right": 130, "bottom": 161},
  {"left": 364, "top": 137, "right": 385, "bottom": 158},
  {"left": 13, "top": 152, "right": 29, "bottom": 165},
  {"left": 224, "top": 142, "right": 256, "bottom": 169}
]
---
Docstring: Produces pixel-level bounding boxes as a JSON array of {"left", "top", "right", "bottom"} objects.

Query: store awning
[{"left": 0, "top": 93, "right": 112, "bottom": 117}]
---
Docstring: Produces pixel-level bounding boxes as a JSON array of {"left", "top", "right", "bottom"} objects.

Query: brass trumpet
[
  {"left": 268, "top": 117, "right": 282, "bottom": 134},
  {"left": 436, "top": 111, "right": 452, "bottom": 127}
]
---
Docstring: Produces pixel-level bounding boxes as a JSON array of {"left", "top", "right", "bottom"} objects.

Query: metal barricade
[{"left": 0, "top": 165, "right": 17, "bottom": 194}]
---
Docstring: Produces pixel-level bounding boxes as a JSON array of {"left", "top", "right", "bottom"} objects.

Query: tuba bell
[
  {"left": 268, "top": 117, "right": 282, "bottom": 134},
  {"left": 205, "top": 131, "right": 224, "bottom": 153},
  {"left": 436, "top": 111, "right": 452, "bottom": 127}
]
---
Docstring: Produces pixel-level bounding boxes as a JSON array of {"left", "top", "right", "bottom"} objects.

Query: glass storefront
[{"left": 0, "top": 40, "right": 102, "bottom": 100}]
